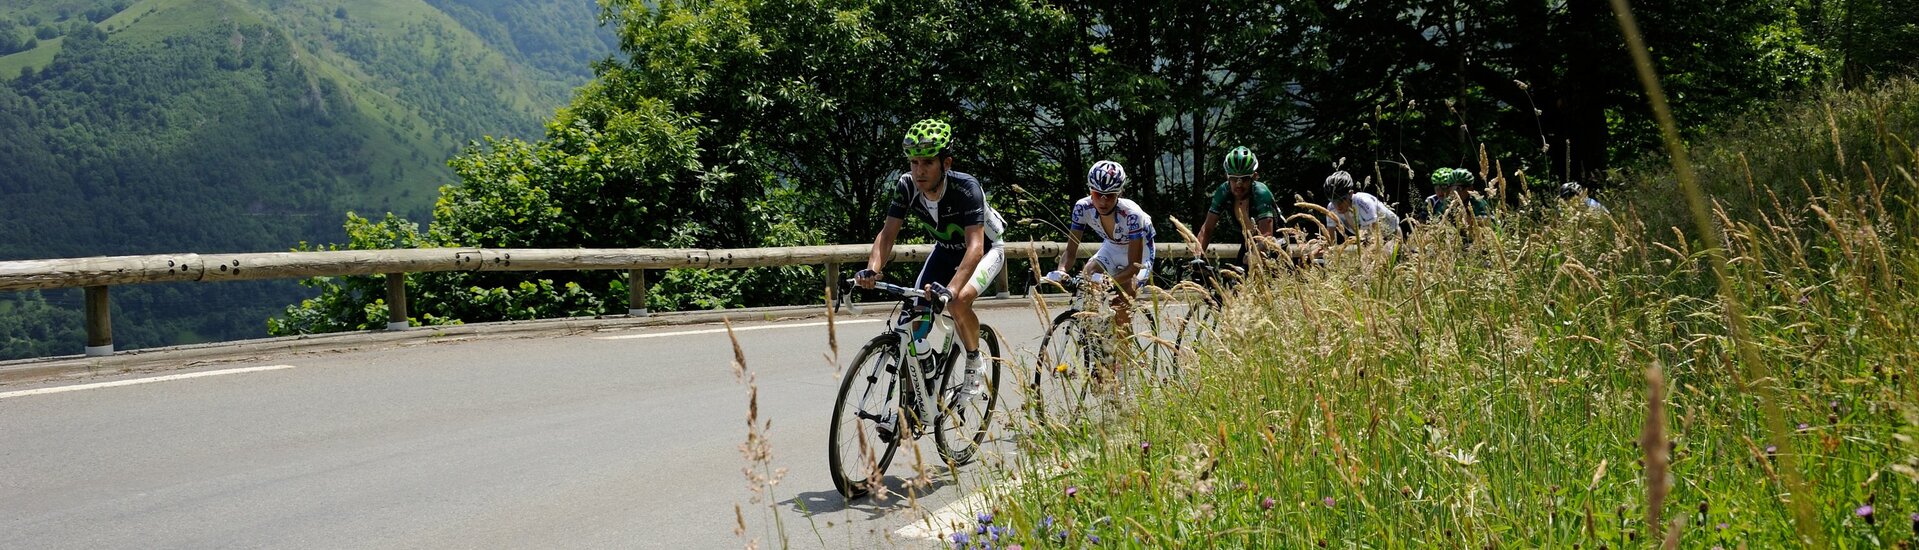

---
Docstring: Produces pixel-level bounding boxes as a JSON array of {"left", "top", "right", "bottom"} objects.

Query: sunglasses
[{"left": 1091, "top": 191, "right": 1120, "bottom": 200}]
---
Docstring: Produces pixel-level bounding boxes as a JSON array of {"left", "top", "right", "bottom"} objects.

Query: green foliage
[{"left": 984, "top": 81, "right": 1919, "bottom": 546}]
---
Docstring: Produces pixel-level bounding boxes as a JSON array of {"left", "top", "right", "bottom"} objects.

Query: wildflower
[
  {"left": 1140, "top": 441, "right": 1151, "bottom": 453},
  {"left": 979, "top": 512, "right": 994, "bottom": 525},
  {"left": 1797, "top": 423, "right": 1809, "bottom": 431},
  {"left": 1764, "top": 445, "right": 1777, "bottom": 457},
  {"left": 1323, "top": 496, "right": 1336, "bottom": 508},
  {"left": 1066, "top": 486, "right": 1078, "bottom": 498},
  {"left": 1089, "top": 534, "right": 1101, "bottom": 544},
  {"left": 952, "top": 532, "right": 970, "bottom": 547},
  {"left": 1262, "top": 497, "right": 1276, "bottom": 510},
  {"left": 1856, "top": 504, "right": 1873, "bottom": 525},
  {"left": 1008, "top": 546, "right": 1023, "bottom": 550},
  {"left": 1909, "top": 512, "right": 1917, "bottom": 535},
  {"left": 1041, "top": 516, "right": 1054, "bottom": 529},
  {"left": 1716, "top": 523, "right": 1727, "bottom": 531}
]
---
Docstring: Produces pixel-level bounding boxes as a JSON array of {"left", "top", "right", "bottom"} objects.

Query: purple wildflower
[
  {"left": 1797, "top": 423, "right": 1809, "bottom": 431},
  {"left": 1140, "top": 441, "right": 1151, "bottom": 453},
  {"left": 1261, "top": 497, "right": 1276, "bottom": 510},
  {"left": 1041, "top": 516, "right": 1054, "bottom": 529},
  {"left": 1090, "top": 534, "right": 1101, "bottom": 544},
  {"left": 1008, "top": 546, "right": 1023, "bottom": 550},
  {"left": 1323, "top": 496, "right": 1336, "bottom": 508},
  {"left": 1716, "top": 523, "right": 1727, "bottom": 531},
  {"left": 1856, "top": 504, "right": 1874, "bottom": 525},
  {"left": 952, "top": 532, "right": 970, "bottom": 546},
  {"left": 978, "top": 512, "right": 994, "bottom": 525},
  {"left": 1066, "top": 486, "right": 1079, "bottom": 498}
]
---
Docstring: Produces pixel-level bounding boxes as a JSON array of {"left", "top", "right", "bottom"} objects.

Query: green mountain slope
[{"left": 0, "top": 0, "right": 613, "bottom": 358}]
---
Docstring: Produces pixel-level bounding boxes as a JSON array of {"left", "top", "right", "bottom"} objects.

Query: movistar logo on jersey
[{"left": 919, "top": 220, "right": 966, "bottom": 242}]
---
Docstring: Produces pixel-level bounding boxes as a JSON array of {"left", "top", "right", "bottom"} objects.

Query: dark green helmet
[
  {"left": 902, "top": 118, "right": 954, "bottom": 158},
  {"left": 1223, "top": 146, "right": 1258, "bottom": 176}
]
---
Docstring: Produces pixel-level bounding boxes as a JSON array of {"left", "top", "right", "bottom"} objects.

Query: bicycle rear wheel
[
  {"left": 933, "top": 324, "right": 1003, "bottom": 466},
  {"left": 828, "top": 333, "right": 905, "bottom": 500}
]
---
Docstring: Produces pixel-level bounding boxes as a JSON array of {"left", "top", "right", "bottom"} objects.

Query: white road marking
[
  {"left": 592, "top": 319, "right": 881, "bottom": 340},
  {"left": 0, "top": 365, "right": 297, "bottom": 400}
]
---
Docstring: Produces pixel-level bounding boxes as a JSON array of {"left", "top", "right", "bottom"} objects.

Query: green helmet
[
  {"left": 1431, "top": 167, "right": 1474, "bottom": 187},
  {"left": 1222, "top": 146, "right": 1258, "bottom": 176},
  {"left": 902, "top": 119, "right": 954, "bottom": 158}
]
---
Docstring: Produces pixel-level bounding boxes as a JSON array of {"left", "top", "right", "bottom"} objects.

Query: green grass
[
  {"left": 0, "top": 36, "right": 62, "bottom": 79},
  {"left": 956, "top": 80, "right": 1919, "bottom": 548}
]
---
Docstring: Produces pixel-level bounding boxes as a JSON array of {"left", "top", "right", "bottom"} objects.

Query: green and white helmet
[
  {"left": 902, "top": 118, "right": 954, "bottom": 158},
  {"left": 1430, "top": 167, "right": 1474, "bottom": 187},
  {"left": 1223, "top": 146, "right": 1258, "bottom": 176}
]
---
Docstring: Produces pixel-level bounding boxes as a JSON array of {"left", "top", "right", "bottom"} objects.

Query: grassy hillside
[
  {"left": 0, "top": 0, "right": 613, "bottom": 357},
  {"left": 959, "top": 80, "right": 1919, "bottom": 547}
]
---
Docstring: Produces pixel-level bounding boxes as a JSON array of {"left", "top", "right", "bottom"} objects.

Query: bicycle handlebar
[{"left": 839, "top": 279, "right": 947, "bottom": 314}]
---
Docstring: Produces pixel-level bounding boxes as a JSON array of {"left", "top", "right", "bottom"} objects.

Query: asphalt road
[{"left": 0, "top": 302, "right": 1073, "bottom": 549}]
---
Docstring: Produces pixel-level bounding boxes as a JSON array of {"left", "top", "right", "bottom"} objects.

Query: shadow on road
[{"left": 782, "top": 469, "right": 959, "bottom": 520}]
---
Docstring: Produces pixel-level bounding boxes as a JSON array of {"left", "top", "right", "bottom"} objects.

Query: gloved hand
[
  {"left": 855, "top": 268, "right": 880, "bottom": 289},
  {"left": 1086, "top": 272, "right": 1109, "bottom": 285},
  {"left": 1044, "top": 270, "right": 1068, "bottom": 283},
  {"left": 924, "top": 282, "right": 953, "bottom": 307}
]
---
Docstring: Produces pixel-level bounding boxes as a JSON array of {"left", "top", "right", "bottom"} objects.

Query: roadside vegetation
[{"left": 965, "top": 79, "right": 1919, "bottom": 547}]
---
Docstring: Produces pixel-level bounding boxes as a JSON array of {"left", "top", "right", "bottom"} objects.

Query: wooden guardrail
[{"left": 0, "top": 242, "right": 1241, "bottom": 356}]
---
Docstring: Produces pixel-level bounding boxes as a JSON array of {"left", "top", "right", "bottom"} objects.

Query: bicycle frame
[{"left": 844, "top": 281, "right": 961, "bottom": 435}]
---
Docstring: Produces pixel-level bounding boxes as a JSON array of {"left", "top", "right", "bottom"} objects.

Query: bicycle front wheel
[
  {"left": 828, "top": 333, "right": 905, "bottom": 500},
  {"left": 1033, "top": 309, "right": 1104, "bottom": 425},
  {"left": 933, "top": 324, "right": 1003, "bottom": 466}
]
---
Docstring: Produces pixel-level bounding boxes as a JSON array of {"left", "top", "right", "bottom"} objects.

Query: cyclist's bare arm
[
  {"left": 1058, "top": 229, "right": 1083, "bottom": 274},
  {"left": 860, "top": 217, "right": 904, "bottom": 288},
  {"left": 1117, "top": 238, "right": 1145, "bottom": 282},
  {"left": 1196, "top": 212, "right": 1221, "bottom": 257}
]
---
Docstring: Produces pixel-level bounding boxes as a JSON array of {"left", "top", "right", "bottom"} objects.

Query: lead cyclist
[{"left": 855, "top": 118, "right": 1007, "bottom": 399}]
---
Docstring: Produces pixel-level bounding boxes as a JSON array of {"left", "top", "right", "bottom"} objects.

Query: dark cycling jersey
[
  {"left": 886, "top": 171, "right": 1005, "bottom": 249},
  {"left": 1207, "top": 181, "right": 1278, "bottom": 223}
]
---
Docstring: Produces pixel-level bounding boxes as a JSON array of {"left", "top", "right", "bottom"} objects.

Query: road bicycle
[
  {"left": 1029, "top": 274, "right": 1182, "bottom": 423},
  {"left": 826, "top": 280, "right": 1002, "bottom": 500}
]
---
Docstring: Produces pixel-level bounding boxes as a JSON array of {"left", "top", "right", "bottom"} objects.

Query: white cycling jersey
[
  {"left": 1069, "top": 197, "right": 1155, "bottom": 244},
  {"left": 1326, "top": 192, "right": 1402, "bottom": 239},
  {"left": 1068, "top": 197, "right": 1156, "bottom": 277}
]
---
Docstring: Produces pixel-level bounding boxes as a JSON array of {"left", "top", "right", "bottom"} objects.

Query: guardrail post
[
  {"left": 824, "top": 262, "right": 840, "bottom": 305},
  {"left": 994, "top": 263, "right": 1011, "bottom": 299},
  {"left": 628, "top": 269, "right": 649, "bottom": 316},
  {"left": 385, "top": 273, "right": 409, "bottom": 330},
  {"left": 84, "top": 286, "right": 112, "bottom": 356}
]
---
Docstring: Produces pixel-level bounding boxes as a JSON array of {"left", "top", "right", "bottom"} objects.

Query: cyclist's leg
[
  {"left": 948, "top": 244, "right": 1005, "bottom": 354},
  {"left": 912, "top": 248, "right": 961, "bottom": 343}
]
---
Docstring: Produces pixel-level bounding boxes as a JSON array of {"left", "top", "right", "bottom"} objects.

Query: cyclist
[
  {"left": 1045, "top": 160, "right": 1155, "bottom": 327},
  {"left": 1194, "top": 146, "right": 1277, "bottom": 273},
  {"left": 1421, "top": 168, "right": 1491, "bottom": 230},
  {"left": 1559, "top": 182, "right": 1609, "bottom": 213},
  {"left": 855, "top": 118, "right": 1006, "bottom": 398},
  {"left": 1322, "top": 170, "right": 1402, "bottom": 244}
]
